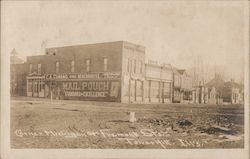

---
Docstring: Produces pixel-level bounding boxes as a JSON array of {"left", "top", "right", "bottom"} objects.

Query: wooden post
[{"left": 129, "top": 112, "right": 136, "bottom": 122}]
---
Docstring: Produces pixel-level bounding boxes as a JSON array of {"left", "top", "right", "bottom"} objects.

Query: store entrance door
[{"left": 27, "top": 76, "right": 45, "bottom": 98}]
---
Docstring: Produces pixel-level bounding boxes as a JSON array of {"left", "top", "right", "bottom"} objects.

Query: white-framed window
[
  {"left": 71, "top": 60, "right": 75, "bottom": 73},
  {"left": 139, "top": 60, "right": 143, "bottom": 74},
  {"left": 56, "top": 61, "right": 59, "bottom": 73},
  {"left": 104, "top": 57, "right": 108, "bottom": 72},
  {"left": 86, "top": 59, "right": 90, "bottom": 72},
  {"left": 133, "top": 59, "right": 136, "bottom": 74},
  {"left": 127, "top": 59, "right": 130, "bottom": 72},
  {"left": 29, "top": 63, "right": 32, "bottom": 74},
  {"left": 38, "top": 63, "right": 42, "bottom": 74}
]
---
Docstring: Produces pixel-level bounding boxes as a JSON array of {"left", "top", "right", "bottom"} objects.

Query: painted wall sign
[
  {"left": 50, "top": 80, "right": 120, "bottom": 101},
  {"left": 45, "top": 72, "right": 120, "bottom": 80}
]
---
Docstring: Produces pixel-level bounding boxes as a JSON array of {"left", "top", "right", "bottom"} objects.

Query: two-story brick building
[
  {"left": 22, "top": 41, "right": 146, "bottom": 103},
  {"left": 10, "top": 41, "right": 189, "bottom": 104}
]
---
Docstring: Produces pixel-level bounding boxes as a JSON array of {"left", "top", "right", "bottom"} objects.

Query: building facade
[
  {"left": 11, "top": 41, "right": 243, "bottom": 105},
  {"left": 178, "top": 69, "right": 193, "bottom": 103},
  {"left": 11, "top": 41, "right": 173, "bottom": 103},
  {"left": 144, "top": 63, "right": 173, "bottom": 103}
]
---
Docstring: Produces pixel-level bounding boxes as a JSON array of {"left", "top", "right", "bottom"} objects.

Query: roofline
[{"left": 45, "top": 40, "right": 145, "bottom": 50}]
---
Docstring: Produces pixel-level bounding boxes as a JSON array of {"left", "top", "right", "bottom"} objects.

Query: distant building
[
  {"left": 10, "top": 49, "right": 25, "bottom": 96},
  {"left": 178, "top": 69, "right": 193, "bottom": 103},
  {"left": 222, "top": 80, "right": 243, "bottom": 104},
  {"left": 205, "top": 75, "right": 243, "bottom": 104},
  {"left": 172, "top": 67, "right": 182, "bottom": 103}
]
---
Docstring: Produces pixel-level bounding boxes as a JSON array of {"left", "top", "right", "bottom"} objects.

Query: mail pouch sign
[{"left": 45, "top": 72, "right": 121, "bottom": 102}]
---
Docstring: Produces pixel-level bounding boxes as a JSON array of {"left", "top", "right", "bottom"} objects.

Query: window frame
[
  {"left": 37, "top": 63, "right": 42, "bottom": 74},
  {"left": 86, "top": 59, "right": 91, "bottom": 72},
  {"left": 71, "top": 60, "right": 75, "bottom": 73},
  {"left": 55, "top": 61, "right": 60, "bottom": 73},
  {"left": 103, "top": 57, "right": 108, "bottom": 72}
]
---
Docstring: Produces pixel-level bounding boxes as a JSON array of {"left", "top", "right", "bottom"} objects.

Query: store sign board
[{"left": 45, "top": 72, "right": 120, "bottom": 80}]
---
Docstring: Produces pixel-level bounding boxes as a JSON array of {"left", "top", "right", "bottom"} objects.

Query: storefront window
[
  {"left": 136, "top": 80, "right": 143, "bottom": 97},
  {"left": 28, "top": 79, "right": 32, "bottom": 92},
  {"left": 151, "top": 81, "right": 159, "bottom": 98},
  {"left": 163, "top": 82, "right": 171, "bottom": 98}
]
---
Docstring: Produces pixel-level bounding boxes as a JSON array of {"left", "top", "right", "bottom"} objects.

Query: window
[
  {"left": 127, "top": 59, "right": 131, "bottom": 73},
  {"left": 104, "top": 58, "right": 108, "bottom": 71},
  {"left": 28, "top": 79, "right": 32, "bottom": 92},
  {"left": 133, "top": 60, "right": 136, "bottom": 73},
  {"left": 71, "top": 60, "right": 75, "bottom": 73},
  {"left": 86, "top": 59, "right": 90, "bottom": 72},
  {"left": 151, "top": 81, "right": 160, "bottom": 98},
  {"left": 29, "top": 64, "right": 32, "bottom": 74},
  {"left": 56, "top": 62, "right": 59, "bottom": 73},
  {"left": 131, "top": 59, "right": 136, "bottom": 74},
  {"left": 139, "top": 60, "right": 143, "bottom": 74},
  {"left": 38, "top": 64, "right": 41, "bottom": 74}
]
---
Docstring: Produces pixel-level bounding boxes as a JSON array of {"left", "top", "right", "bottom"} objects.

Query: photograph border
[{"left": 1, "top": 1, "right": 249, "bottom": 159}]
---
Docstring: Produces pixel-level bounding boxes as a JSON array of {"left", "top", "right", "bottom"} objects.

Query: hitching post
[{"left": 129, "top": 112, "right": 136, "bottom": 122}]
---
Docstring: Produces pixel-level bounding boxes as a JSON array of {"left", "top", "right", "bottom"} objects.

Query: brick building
[
  {"left": 11, "top": 41, "right": 176, "bottom": 103},
  {"left": 23, "top": 41, "right": 143, "bottom": 102}
]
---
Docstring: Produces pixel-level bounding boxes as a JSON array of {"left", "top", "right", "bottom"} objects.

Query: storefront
[
  {"left": 27, "top": 75, "right": 45, "bottom": 97},
  {"left": 180, "top": 89, "right": 193, "bottom": 103},
  {"left": 144, "top": 80, "right": 172, "bottom": 103},
  {"left": 173, "top": 87, "right": 181, "bottom": 103},
  {"left": 27, "top": 72, "right": 121, "bottom": 102}
]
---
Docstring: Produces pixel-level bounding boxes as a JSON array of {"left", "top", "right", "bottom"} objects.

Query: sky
[{"left": 1, "top": 1, "right": 248, "bottom": 82}]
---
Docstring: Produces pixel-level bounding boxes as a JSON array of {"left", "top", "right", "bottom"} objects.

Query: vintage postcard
[{"left": 1, "top": 1, "right": 249, "bottom": 159}]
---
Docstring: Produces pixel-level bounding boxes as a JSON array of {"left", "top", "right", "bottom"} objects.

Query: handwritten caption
[{"left": 14, "top": 128, "right": 207, "bottom": 148}]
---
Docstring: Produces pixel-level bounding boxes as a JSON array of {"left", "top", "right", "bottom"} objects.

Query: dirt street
[{"left": 11, "top": 97, "right": 244, "bottom": 149}]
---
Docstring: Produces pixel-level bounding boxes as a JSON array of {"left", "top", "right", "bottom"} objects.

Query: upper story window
[
  {"left": 139, "top": 60, "right": 143, "bottom": 74},
  {"left": 127, "top": 59, "right": 130, "bottom": 72},
  {"left": 133, "top": 59, "right": 136, "bottom": 74},
  {"left": 29, "top": 64, "right": 32, "bottom": 74},
  {"left": 38, "top": 64, "right": 41, "bottom": 74},
  {"left": 104, "top": 57, "right": 108, "bottom": 72},
  {"left": 71, "top": 60, "right": 75, "bottom": 73},
  {"left": 86, "top": 59, "right": 90, "bottom": 72},
  {"left": 55, "top": 61, "right": 59, "bottom": 73}
]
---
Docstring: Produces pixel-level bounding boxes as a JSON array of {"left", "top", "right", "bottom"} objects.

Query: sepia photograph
[{"left": 1, "top": 1, "right": 249, "bottom": 159}]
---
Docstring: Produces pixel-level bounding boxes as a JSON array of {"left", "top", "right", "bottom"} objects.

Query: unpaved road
[{"left": 11, "top": 97, "right": 244, "bottom": 149}]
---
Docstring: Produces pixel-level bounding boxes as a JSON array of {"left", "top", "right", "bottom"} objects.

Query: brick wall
[{"left": 26, "top": 41, "right": 124, "bottom": 74}]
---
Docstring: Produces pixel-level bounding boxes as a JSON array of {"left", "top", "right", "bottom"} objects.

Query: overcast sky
[{"left": 1, "top": 1, "right": 248, "bottom": 82}]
